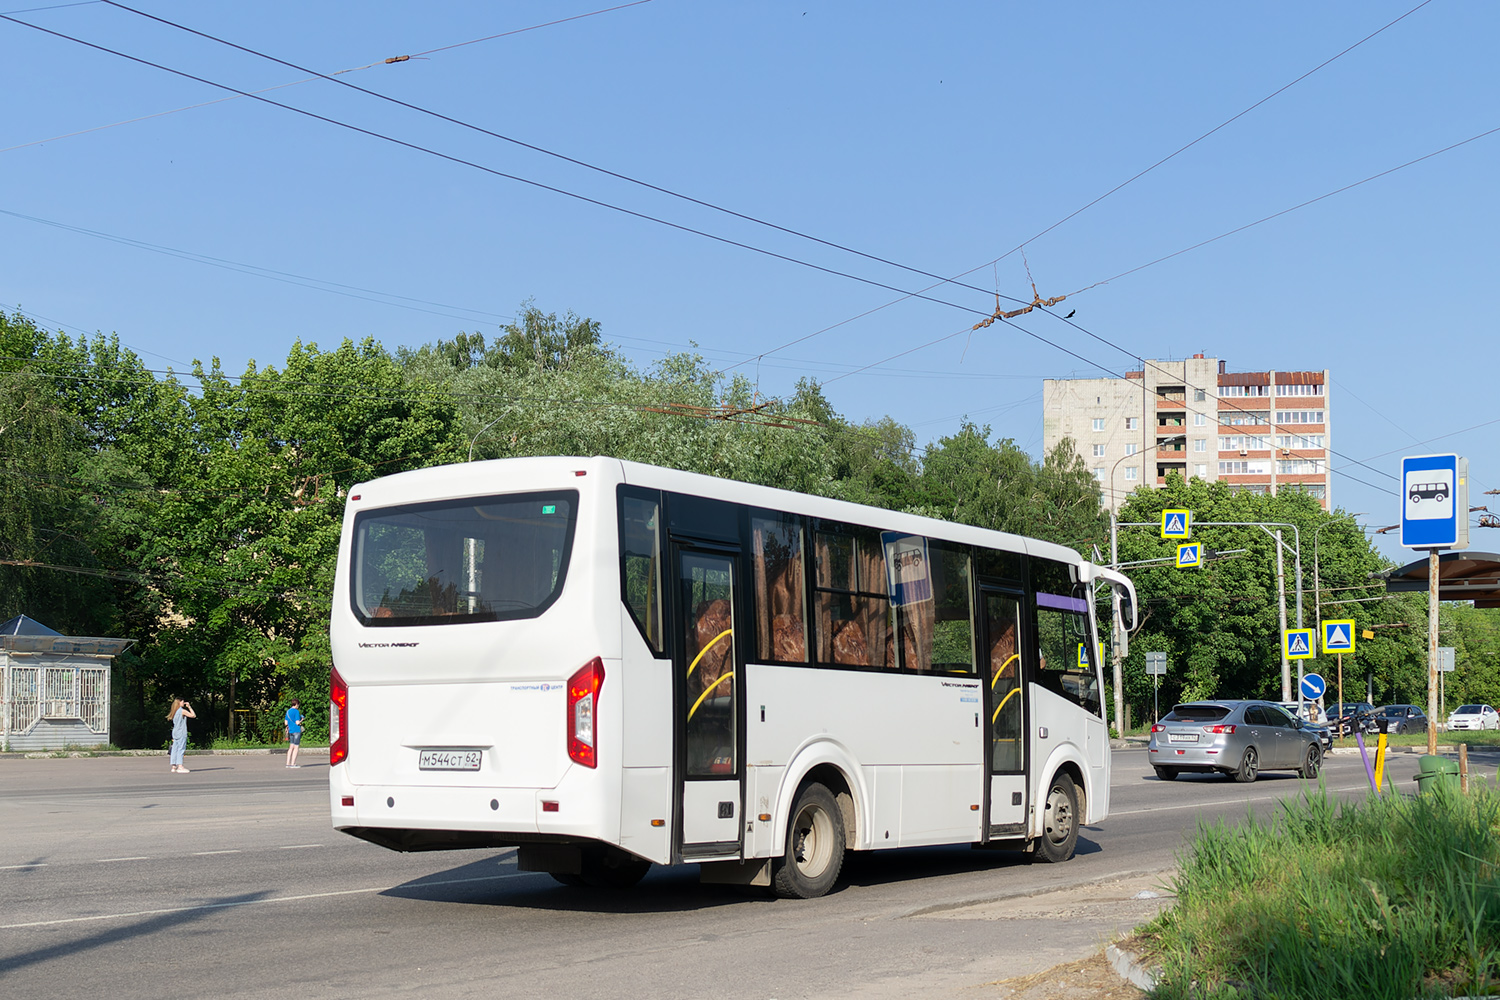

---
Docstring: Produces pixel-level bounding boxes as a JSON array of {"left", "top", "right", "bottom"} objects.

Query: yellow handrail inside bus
[
  {"left": 686, "top": 628, "right": 733, "bottom": 678},
  {"left": 989, "top": 654, "right": 1020, "bottom": 689},
  {"left": 687, "top": 671, "right": 734, "bottom": 721},
  {"left": 991, "top": 685, "right": 1020, "bottom": 724}
]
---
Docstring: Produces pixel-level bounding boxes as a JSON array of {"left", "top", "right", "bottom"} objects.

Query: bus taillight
[
  {"left": 567, "top": 657, "right": 604, "bottom": 768},
  {"left": 330, "top": 664, "right": 349, "bottom": 766}
]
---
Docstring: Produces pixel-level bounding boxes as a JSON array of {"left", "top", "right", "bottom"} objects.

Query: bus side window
[
  {"left": 752, "top": 514, "right": 807, "bottom": 662},
  {"left": 813, "top": 528, "right": 892, "bottom": 669},
  {"left": 1034, "top": 602, "right": 1102, "bottom": 718},
  {"left": 619, "top": 492, "right": 663, "bottom": 652},
  {"left": 894, "top": 541, "right": 975, "bottom": 673}
]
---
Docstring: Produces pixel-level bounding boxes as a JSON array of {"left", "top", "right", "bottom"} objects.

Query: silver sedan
[{"left": 1148, "top": 700, "right": 1323, "bottom": 783}]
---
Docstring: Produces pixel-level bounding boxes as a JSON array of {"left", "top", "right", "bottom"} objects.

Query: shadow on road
[{"left": 383, "top": 836, "right": 1104, "bottom": 911}]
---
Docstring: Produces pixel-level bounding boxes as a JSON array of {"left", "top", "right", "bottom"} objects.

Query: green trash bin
[{"left": 1414, "top": 754, "right": 1460, "bottom": 795}]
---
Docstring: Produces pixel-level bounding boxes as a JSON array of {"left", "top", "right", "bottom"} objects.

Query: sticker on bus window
[{"left": 541, "top": 505, "right": 557, "bottom": 515}]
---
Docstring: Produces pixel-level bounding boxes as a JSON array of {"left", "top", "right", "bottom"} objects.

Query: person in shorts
[{"left": 284, "top": 699, "right": 303, "bottom": 768}]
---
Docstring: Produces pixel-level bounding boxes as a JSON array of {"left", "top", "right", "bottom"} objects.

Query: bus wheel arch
[{"left": 777, "top": 745, "right": 867, "bottom": 851}]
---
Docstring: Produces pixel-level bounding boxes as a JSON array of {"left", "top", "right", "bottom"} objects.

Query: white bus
[{"left": 329, "top": 456, "right": 1137, "bottom": 897}]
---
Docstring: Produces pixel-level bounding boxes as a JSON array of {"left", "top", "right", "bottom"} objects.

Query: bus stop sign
[{"left": 1401, "top": 454, "right": 1468, "bottom": 549}]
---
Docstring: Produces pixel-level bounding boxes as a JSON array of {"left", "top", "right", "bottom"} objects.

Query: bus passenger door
[
  {"left": 673, "top": 548, "right": 743, "bottom": 856},
  {"left": 983, "top": 590, "right": 1027, "bottom": 837}
]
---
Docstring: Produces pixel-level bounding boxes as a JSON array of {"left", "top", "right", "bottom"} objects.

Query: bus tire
[
  {"left": 773, "top": 782, "right": 845, "bottom": 898},
  {"left": 579, "top": 846, "right": 651, "bottom": 889},
  {"left": 550, "top": 872, "right": 587, "bottom": 887},
  {"left": 1034, "top": 772, "right": 1079, "bottom": 864}
]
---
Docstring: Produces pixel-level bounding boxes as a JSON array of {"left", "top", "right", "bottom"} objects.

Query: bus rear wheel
[
  {"left": 773, "top": 782, "right": 845, "bottom": 898},
  {"left": 1034, "top": 772, "right": 1079, "bottom": 864}
]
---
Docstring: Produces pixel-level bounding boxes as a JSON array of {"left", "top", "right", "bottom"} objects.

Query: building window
[
  {"left": 1220, "top": 410, "right": 1269, "bottom": 426},
  {"left": 1219, "top": 435, "right": 1270, "bottom": 451},
  {"left": 1193, "top": 438, "right": 1206, "bottom": 453},
  {"left": 1194, "top": 464, "right": 1208, "bottom": 477},
  {"left": 1124, "top": 417, "right": 1139, "bottom": 430},
  {"left": 1221, "top": 385, "right": 1269, "bottom": 398},
  {"left": 1193, "top": 412, "right": 1207, "bottom": 426},
  {"left": 1285, "top": 483, "right": 1327, "bottom": 499},
  {"left": 1194, "top": 389, "right": 1206, "bottom": 401},
  {"left": 1125, "top": 443, "right": 1137, "bottom": 456},
  {"left": 1276, "top": 410, "right": 1324, "bottom": 425},
  {"left": 1275, "top": 434, "right": 1325, "bottom": 449},
  {"left": 1092, "top": 468, "right": 1105, "bottom": 481},
  {"left": 1124, "top": 467, "right": 1138, "bottom": 481},
  {"left": 1275, "top": 383, "right": 1324, "bottom": 397},
  {"left": 1278, "top": 459, "right": 1326, "bottom": 475},
  {"left": 1092, "top": 444, "right": 1106, "bottom": 458},
  {"left": 1220, "top": 460, "right": 1271, "bottom": 475},
  {"left": 1091, "top": 417, "right": 1105, "bottom": 432}
]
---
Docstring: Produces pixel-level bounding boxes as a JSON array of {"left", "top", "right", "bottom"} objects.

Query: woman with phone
[{"left": 167, "top": 697, "right": 196, "bottom": 773}]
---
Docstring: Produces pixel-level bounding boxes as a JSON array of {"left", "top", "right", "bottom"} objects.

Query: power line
[
  {"left": 0, "top": 208, "right": 515, "bottom": 325},
  {"left": 0, "top": 12, "right": 1003, "bottom": 324},
  {"left": 99, "top": 0, "right": 1034, "bottom": 315},
  {"left": 0, "top": 2, "right": 658, "bottom": 154}
]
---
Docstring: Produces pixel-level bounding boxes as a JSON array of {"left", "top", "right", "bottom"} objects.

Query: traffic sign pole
[{"left": 1429, "top": 549, "right": 1439, "bottom": 756}]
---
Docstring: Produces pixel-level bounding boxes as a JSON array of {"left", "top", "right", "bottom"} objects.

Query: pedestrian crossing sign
[
  {"left": 1322, "top": 619, "right": 1356, "bottom": 655},
  {"left": 1077, "top": 641, "right": 1106, "bottom": 669},
  {"left": 1284, "top": 628, "right": 1315, "bottom": 660},
  {"left": 1176, "top": 542, "right": 1202, "bottom": 568},
  {"left": 1161, "top": 509, "right": 1191, "bottom": 539}
]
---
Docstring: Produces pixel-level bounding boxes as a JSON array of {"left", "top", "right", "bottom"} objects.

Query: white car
[{"left": 1447, "top": 704, "right": 1500, "bottom": 731}]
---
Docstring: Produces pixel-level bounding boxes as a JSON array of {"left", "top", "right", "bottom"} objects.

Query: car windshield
[
  {"left": 1455, "top": 705, "right": 1483, "bottom": 714},
  {"left": 1164, "top": 704, "right": 1230, "bottom": 723}
]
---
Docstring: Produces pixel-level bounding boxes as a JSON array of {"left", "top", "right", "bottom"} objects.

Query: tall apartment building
[{"left": 1042, "top": 355, "right": 1331, "bottom": 513}]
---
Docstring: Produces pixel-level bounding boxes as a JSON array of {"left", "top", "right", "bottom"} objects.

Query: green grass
[{"left": 1138, "top": 782, "right": 1500, "bottom": 999}]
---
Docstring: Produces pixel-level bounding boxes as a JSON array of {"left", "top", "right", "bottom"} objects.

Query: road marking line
[
  {"left": 278, "top": 844, "right": 323, "bottom": 850},
  {"left": 0, "top": 870, "right": 534, "bottom": 929},
  {"left": 1107, "top": 781, "right": 1377, "bottom": 818},
  {"left": 193, "top": 850, "right": 241, "bottom": 856},
  {"left": 96, "top": 857, "right": 150, "bottom": 863},
  {"left": 0, "top": 864, "right": 47, "bottom": 870}
]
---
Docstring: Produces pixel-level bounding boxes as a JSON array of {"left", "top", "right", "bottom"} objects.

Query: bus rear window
[{"left": 352, "top": 490, "right": 578, "bottom": 626}]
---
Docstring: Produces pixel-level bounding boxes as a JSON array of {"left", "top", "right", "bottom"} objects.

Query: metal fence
[{"left": 4, "top": 662, "right": 110, "bottom": 736}]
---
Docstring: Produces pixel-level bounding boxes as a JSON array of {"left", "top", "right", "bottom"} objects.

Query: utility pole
[
  {"left": 1110, "top": 510, "right": 1125, "bottom": 736},
  {"left": 1276, "top": 530, "right": 1290, "bottom": 701}
]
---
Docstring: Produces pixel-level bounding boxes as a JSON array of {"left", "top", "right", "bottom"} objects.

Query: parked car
[
  {"left": 1280, "top": 703, "right": 1334, "bottom": 752},
  {"left": 1325, "top": 701, "right": 1377, "bottom": 737},
  {"left": 1448, "top": 704, "right": 1500, "bottom": 731},
  {"left": 1370, "top": 704, "right": 1428, "bottom": 735},
  {"left": 1149, "top": 700, "right": 1323, "bottom": 783}
]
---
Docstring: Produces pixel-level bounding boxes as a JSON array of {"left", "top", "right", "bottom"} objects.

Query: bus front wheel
[
  {"left": 773, "top": 782, "right": 845, "bottom": 898},
  {"left": 1034, "top": 773, "right": 1079, "bottom": 864}
]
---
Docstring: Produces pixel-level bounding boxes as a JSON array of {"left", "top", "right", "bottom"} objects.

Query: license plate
[
  {"left": 419, "top": 749, "right": 482, "bottom": 771},
  {"left": 1167, "top": 733, "right": 1199, "bottom": 744}
]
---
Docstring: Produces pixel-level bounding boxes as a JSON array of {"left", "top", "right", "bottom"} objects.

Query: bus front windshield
[{"left": 351, "top": 490, "right": 578, "bottom": 626}]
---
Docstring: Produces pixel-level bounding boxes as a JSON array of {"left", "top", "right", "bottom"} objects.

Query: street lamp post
[{"left": 1106, "top": 435, "right": 1185, "bottom": 737}]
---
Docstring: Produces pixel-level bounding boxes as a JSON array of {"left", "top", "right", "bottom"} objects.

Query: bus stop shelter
[
  {"left": 1, "top": 615, "right": 134, "bottom": 751},
  {"left": 1379, "top": 551, "right": 1500, "bottom": 608}
]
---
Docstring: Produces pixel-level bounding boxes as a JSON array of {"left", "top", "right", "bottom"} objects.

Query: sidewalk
[{"left": 0, "top": 746, "right": 331, "bottom": 759}]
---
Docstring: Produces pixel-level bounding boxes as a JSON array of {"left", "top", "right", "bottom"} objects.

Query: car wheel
[
  {"left": 1034, "top": 772, "right": 1080, "bottom": 863},
  {"left": 772, "top": 782, "right": 845, "bottom": 898},
  {"left": 1298, "top": 743, "right": 1321, "bottom": 779},
  {"left": 1153, "top": 766, "right": 1179, "bottom": 781},
  {"left": 1396, "top": 723, "right": 1407, "bottom": 735},
  {"left": 1233, "top": 746, "right": 1259, "bottom": 783}
]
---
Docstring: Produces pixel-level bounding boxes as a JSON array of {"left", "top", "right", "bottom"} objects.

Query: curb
[
  {"left": 1106, "top": 944, "right": 1160, "bottom": 992},
  {"left": 1, "top": 747, "right": 330, "bottom": 760}
]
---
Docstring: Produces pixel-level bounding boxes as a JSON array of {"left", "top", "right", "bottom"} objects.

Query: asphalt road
[{"left": 0, "top": 748, "right": 1482, "bottom": 1000}]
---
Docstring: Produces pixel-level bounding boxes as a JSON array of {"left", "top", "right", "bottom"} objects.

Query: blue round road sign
[{"left": 1300, "top": 672, "right": 1327, "bottom": 700}]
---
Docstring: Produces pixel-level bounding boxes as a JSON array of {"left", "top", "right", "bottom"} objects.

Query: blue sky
[{"left": 3, "top": 1, "right": 1495, "bottom": 564}]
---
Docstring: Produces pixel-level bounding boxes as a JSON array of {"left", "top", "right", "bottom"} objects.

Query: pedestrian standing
[
  {"left": 284, "top": 699, "right": 303, "bottom": 768},
  {"left": 167, "top": 697, "right": 195, "bottom": 773}
]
